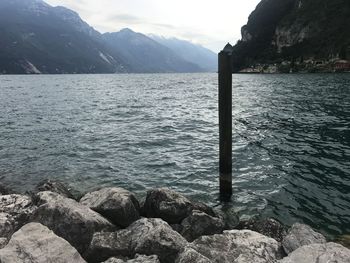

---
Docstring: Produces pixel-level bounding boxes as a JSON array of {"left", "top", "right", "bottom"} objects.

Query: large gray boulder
[
  {"left": 103, "top": 254, "right": 160, "bottom": 263},
  {"left": 184, "top": 230, "right": 283, "bottom": 263},
  {"left": 282, "top": 223, "right": 326, "bottom": 254},
  {"left": 80, "top": 187, "right": 140, "bottom": 227},
  {"left": 143, "top": 188, "right": 194, "bottom": 224},
  {"left": 0, "top": 194, "right": 37, "bottom": 236},
  {"left": 31, "top": 191, "right": 114, "bottom": 254},
  {"left": 279, "top": 242, "right": 350, "bottom": 263},
  {"left": 87, "top": 218, "right": 188, "bottom": 263},
  {"left": 180, "top": 210, "right": 224, "bottom": 242},
  {"left": 0, "top": 223, "right": 86, "bottom": 263},
  {"left": 35, "top": 179, "right": 76, "bottom": 199}
]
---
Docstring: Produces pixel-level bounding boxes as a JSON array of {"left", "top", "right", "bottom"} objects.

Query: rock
[
  {"left": 143, "top": 188, "right": 193, "bottom": 224},
  {"left": 282, "top": 223, "right": 326, "bottom": 254},
  {"left": 31, "top": 191, "right": 114, "bottom": 254},
  {"left": 86, "top": 231, "right": 131, "bottom": 262},
  {"left": 130, "top": 218, "right": 187, "bottom": 262},
  {"left": 0, "top": 194, "right": 35, "bottom": 217},
  {"left": 0, "top": 223, "right": 86, "bottom": 263},
  {"left": 213, "top": 205, "right": 239, "bottom": 230},
  {"left": 0, "top": 213, "right": 17, "bottom": 239},
  {"left": 237, "top": 217, "right": 287, "bottom": 242},
  {"left": 86, "top": 218, "right": 188, "bottom": 263},
  {"left": 192, "top": 202, "right": 216, "bottom": 217},
  {"left": 103, "top": 254, "right": 160, "bottom": 263},
  {"left": 35, "top": 179, "right": 76, "bottom": 199},
  {"left": 80, "top": 187, "right": 140, "bottom": 227},
  {"left": 185, "top": 230, "right": 283, "bottom": 263},
  {"left": 180, "top": 210, "right": 224, "bottom": 242},
  {"left": 279, "top": 242, "right": 350, "bottom": 263},
  {"left": 0, "top": 194, "right": 37, "bottom": 230},
  {"left": 175, "top": 247, "right": 212, "bottom": 263},
  {"left": 0, "top": 238, "right": 8, "bottom": 249}
]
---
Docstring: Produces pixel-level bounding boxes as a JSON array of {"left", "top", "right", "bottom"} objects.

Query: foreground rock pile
[{"left": 0, "top": 180, "right": 348, "bottom": 263}]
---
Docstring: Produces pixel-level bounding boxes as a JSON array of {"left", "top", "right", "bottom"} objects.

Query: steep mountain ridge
[
  {"left": 0, "top": 0, "right": 122, "bottom": 74},
  {"left": 0, "top": 0, "right": 210, "bottom": 74},
  {"left": 103, "top": 29, "right": 202, "bottom": 73},
  {"left": 231, "top": 0, "right": 350, "bottom": 73}
]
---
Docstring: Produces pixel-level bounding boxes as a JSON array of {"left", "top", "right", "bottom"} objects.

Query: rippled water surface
[{"left": 0, "top": 73, "right": 349, "bottom": 237}]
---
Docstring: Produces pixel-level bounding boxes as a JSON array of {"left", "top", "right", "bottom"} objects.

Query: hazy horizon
[{"left": 44, "top": 0, "right": 261, "bottom": 52}]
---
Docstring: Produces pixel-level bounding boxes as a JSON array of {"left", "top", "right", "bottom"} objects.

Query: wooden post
[{"left": 218, "top": 43, "right": 233, "bottom": 202}]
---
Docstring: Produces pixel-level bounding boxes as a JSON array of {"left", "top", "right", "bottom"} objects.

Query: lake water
[{"left": 0, "top": 73, "right": 349, "bottom": 238}]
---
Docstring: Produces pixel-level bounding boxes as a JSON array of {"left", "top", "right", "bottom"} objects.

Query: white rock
[
  {"left": 0, "top": 223, "right": 86, "bottom": 263},
  {"left": 279, "top": 242, "right": 350, "bottom": 263},
  {"left": 31, "top": 191, "right": 114, "bottom": 253},
  {"left": 282, "top": 223, "right": 326, "bottom": 254},
  {"left": 185, "top": 230, "right": 283, "bottom": 263}
]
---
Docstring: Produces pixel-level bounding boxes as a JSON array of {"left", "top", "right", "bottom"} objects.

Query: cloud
[
  {"left": 45, "top": 0, "right": 261, "bottom": 52},
  {"left": 105, "top": 13, "right": 176, "bottom": 30},
  {"left": 108, "top": 14, "right": 143, "bottom": 24}
]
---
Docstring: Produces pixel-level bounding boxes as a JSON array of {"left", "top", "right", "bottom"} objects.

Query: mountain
[
  {"left": 149, "top": 35, "right": 217, "bottom": 72},
  {"left": 231, "top": 0, "right": 350, "bottom": 73},
  {"left": 0, "top": 0, "right": 212, "bottom": 74},
  {"left": 0, "top": 0, "right": 124, "bottom": 74},
  {"left": 103, "top": 29, "right": 203, "bottom": 73}
]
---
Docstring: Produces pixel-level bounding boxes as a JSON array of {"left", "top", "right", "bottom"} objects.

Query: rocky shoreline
[{"left": 0, "top": 180, "right": 349, "bottom": 262}]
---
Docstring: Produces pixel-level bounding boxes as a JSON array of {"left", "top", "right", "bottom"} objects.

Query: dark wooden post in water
[{"left": 218, "top": 43, "right": 233, "bottom": 201}]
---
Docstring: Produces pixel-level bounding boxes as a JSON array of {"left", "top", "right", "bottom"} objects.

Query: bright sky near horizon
[{"left": 45, "top": 0, "right": 260, "bottom": 52}]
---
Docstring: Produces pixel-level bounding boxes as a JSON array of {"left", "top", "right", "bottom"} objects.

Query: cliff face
[{"left": 232, "top": 0, "right": 350, "bottom": 73}]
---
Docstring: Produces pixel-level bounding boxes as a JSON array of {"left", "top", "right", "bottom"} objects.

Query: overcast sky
[{"left": 45, "top": 0, "right": 260, "bottom": 52}]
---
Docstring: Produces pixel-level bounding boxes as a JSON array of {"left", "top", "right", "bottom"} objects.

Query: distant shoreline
[{"left": 1, "top": 71, "right": 350, "bottom": 76}]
